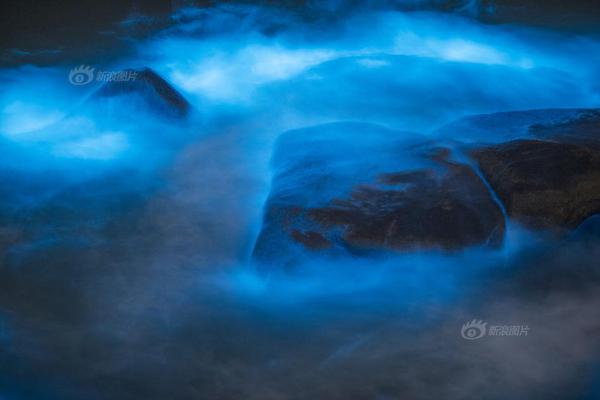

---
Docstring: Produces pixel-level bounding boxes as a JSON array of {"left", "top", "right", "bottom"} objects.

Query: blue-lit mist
[{"left": 1, "top": 3, "right": 600, "bottom": 400}]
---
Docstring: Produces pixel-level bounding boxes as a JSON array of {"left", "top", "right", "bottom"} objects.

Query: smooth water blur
[{"left": 1, "top": 2, "right": 600, "bottom": 399}]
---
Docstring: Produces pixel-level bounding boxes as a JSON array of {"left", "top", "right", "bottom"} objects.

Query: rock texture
[
  {"left": 472, "top": 139, "right": 600, "bottom": 231},
  {"left": 444, "top": 108, "right": 600, "bottom": 231},
  {"left": 92, "top": 67, "right": 191, "bottom": 119},
  {"left": 252, "top": 122, "right": 505, "bottom": 268},
  {"left": 309, "top": 156, "right": 504, "bottom": 251},
  {"left": 254, "top": 109, "right": 600, "bottom": 268}
]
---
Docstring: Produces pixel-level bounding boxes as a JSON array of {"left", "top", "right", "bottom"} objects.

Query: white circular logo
[
  {"left": 68, "top": 65, "right": 95, "bottom": 85},
  {"left": 461, "top": 319, "right": 487, "bottom": 340}
]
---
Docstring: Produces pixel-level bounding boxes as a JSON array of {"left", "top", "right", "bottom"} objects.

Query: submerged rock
[
  {"left": 91, "top": 67, "right": 192, "bottom": 119},
  {"left": 252, "top": 122, "right": 504, "bottom": 268},
  {"left": 528, "top": 109, "right": 600, "bottom": 147},
  {"left": 254, "top": 109, "right": 600, "bottom": 268},
  {"left": 308, "top": 159, "right": 505, "bottom": 251},
  {"left": 437, "top": 108, "right": 599, "bottom": 144}
]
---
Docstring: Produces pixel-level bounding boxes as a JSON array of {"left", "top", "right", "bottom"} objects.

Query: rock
[
  {"left": 528, "top": 109, "right": 600, "bottom": 148},
  {"left": 440, "top": 108, "right": 600, "bottom": 231},
  {"left": 471, "top": 139, "right": 600, "bottom": 231},
  {"left": 437, "top": 108, "right": 599, "bottom": 144},
  {"left": 18, "top": 68, "right": 197, "bottom": 156},
  {"left": 252, "top": 122, "right": 505, "bottom": 268},
  {"left": 438, "top": 109, "right": 600, "bottom": 143},
  {"left": 254, "top": 110, "right": 600, "bottom": 268},
  {"left": 92, "top": 67, "right": 192, "bottom": 119},
  {"left": 308, "top": 157, "right": 505, "bottom": 251}
]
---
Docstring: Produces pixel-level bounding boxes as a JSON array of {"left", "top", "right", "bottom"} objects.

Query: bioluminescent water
[{"left": 1, "top": 1, "right": 600, "bottom": 399}]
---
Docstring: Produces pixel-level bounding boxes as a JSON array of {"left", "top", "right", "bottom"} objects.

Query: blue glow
[
  {"left": 1, "top": 3, "right": 600, "bottom": 398},
  {"left": 1, "top": 2, "right": 598, "bottom": 301}
]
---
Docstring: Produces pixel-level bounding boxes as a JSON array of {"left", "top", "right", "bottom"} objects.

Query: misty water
[{"left": 1, "top": 3, "right": 600, "bottom": 399}]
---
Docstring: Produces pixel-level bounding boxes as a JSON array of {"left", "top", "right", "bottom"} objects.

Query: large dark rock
[
  {"left": 471, "top": 139, "right": 600, "bottom": 231},
  {"left": 308, "top": 156, "right": 505, "bottom": 251},
  {"left": 254, "top": 110, "right": 600, "bottom": 268},
  {"left": 252, "top": 122, "right": 505, "bottom": 268},
  {"left": 441, "top": 108, "right": 600, "bottom": 231}
]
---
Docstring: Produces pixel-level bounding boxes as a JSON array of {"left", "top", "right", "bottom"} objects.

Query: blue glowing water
[{"left": 1, "top": 3, "right": 600, "bottom": 399}]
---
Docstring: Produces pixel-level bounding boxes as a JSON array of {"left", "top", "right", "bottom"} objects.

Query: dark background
[{"left": 1, "top": 0, "right": 599, "bottom": 67}]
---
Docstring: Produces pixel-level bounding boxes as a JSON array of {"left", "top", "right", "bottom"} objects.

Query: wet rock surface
[
  {"left": 442, "top": 107, "right": 600, "bottom": 231},
  {"left": 254, "top": 109, "right": 600, "bottom": 267},
  {"left": 252, "top": 123, "right": 505, "bottom": 267},
  {"left": 308, "top": 157, "right": 505, "bottom": 252},
  {"left": 471, "top": 139, "right": 600, "bottom": 231},
  {"left": 437, "top": 108, "right": 599, "bottom": 144}
]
